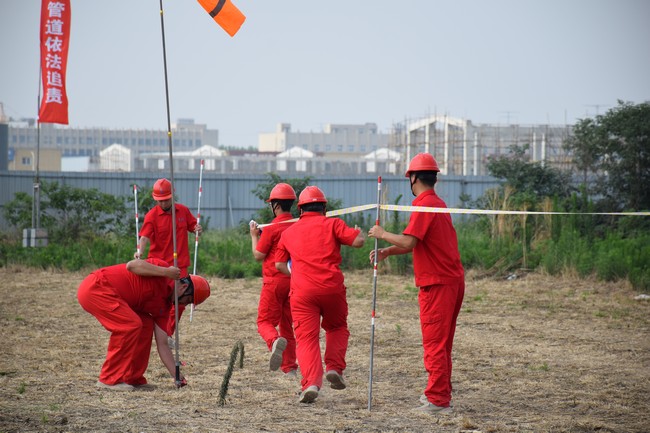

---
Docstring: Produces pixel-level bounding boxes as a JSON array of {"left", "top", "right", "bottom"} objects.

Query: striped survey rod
[
  {"left": 190, "top": 159, "right": 205, "bottom": 322},
  {"left": 133, "top": 184, "right": 140, "bottom": 257},
  {"left": 368, "top": 176, "right": 382, "bottom": 411}
]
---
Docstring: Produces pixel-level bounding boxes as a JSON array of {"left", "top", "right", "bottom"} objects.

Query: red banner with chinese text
[{"left": 39, "top": 0, "right": 71, "bottom": 124}]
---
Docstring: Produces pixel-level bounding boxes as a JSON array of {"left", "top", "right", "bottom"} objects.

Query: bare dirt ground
[{"left": 1, "top": 266, "right": 649, "bottom": 433}]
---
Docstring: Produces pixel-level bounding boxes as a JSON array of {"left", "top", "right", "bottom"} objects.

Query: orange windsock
[{"left": 197, "top": 0, "right": 246, "bottom": 37}]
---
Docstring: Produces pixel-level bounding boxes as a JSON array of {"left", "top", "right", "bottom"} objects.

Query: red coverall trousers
[
  {"left": 419, "top": 279, "right": 465, "bottom": 407},
  {"left": 257, "top": 279, "right": 297, "bottom": 373},
  {"left": 290, "top": 290, "right": 349, "bottom": 391},
  {"left": 77, "top": 274, "right": 155, "bottom": 386}
]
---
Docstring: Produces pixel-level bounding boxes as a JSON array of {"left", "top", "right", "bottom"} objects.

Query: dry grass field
[{"left": 1, "top": 266, "right": 649, "bottom": 432}]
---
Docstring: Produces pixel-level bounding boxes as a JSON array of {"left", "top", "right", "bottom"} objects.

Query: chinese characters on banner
[{"left": 39, "top": 0, "right": 71, "bottom": 124}]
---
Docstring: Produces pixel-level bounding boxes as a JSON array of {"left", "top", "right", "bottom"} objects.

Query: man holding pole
[
  {"left": 249, "top": 183, "right": 299, "bottom": 375},
  {"left": 136, "top": 178, "right": 201, "bottom": 278},
  {"left": 77, "top": 258, "right": 211, "bottom": 390},
  {"left": 368, "top": 153, "right": 465, "bottom": 415}
]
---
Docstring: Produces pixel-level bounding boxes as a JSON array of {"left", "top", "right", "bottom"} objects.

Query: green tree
[
  {"left": 485, "top": 143, "right": 573, "bottom": 201},
  {"left": 249, "top": 173, "right": 342, "bottom": 225},
  {"left": 2, "top": 191, "right": 34, "bottom": 235},
  {"left": 2, "top": 181, "right": 130, "bottom": 244},
  {"left": 565, "top": 100, "right": 650, "bottom": 211},
  {"left": 564, "top": 117, "right": 604, "bottom": 187}
]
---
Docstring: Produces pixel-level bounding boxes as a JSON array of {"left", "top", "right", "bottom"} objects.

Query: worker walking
[
  {"left": 275, "top": 186, "right": 365, "bottom": 403},
  {"left": 368, "top": 153, "right": 464, "bottom": 415},
  {"left": 249, "top": 183, "right": 298, "bottom": 375},
  {"left": 77, "top": 258, "right": 210, "bottom": 390},
  {"left": 136, "top": 178, "right": 201, "bottom": 278}
]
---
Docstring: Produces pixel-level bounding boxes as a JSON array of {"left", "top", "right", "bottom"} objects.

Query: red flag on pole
[
  {"left": 39, "top": 0, "right": 71, "bottom": 125},
  {"left": 197, "top": 0, "right": 246, "bottom": 37}
]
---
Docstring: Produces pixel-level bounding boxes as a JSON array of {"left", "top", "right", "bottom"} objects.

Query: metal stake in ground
[
  {"left": 158, "top": 0, "right": 182, "bottom": 388},
  {"left": 368, "top": 176, "right": 382, "bottom": 411},
  {"left": 190, "top": 159, "right": 205, "bottom": 322}
]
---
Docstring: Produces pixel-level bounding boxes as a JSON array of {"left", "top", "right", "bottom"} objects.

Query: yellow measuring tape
[
  {"left": 256, "top": 203, "right": 648, "bottom": 228},
  {"left": 379, "top": 204, "right": 650, "bottom": 217}
]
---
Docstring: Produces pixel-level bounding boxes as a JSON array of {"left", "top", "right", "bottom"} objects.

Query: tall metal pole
[
  {"left": 34, "top": 66, "right": 42, "bottom": 230},
  {"left": 368, "top": 176, "right": 382, "bottom": 411},
  {"left": 158, "top": 0, "right": 182, "bottom": 388},
  {"left": 190, "top": 159, "right": 205, "bottom": 322},
  {"left": 133, "top": 184, "right": 140, "bottom": 257}
]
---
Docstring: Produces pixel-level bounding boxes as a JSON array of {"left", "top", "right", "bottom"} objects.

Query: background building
[
  {"left": 4, "top": 108, "right": 573, "bottom": 176},
  {"left": 396, "top": 115, "right": 573, "bottom": 176},
  {"left": 259, "top": 123, "right": 389, "bottom": 156},
  {"left": 7, "top": 117, "right": 218, "bottom": 172}
]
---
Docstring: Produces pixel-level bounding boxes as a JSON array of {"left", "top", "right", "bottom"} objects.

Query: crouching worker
[{"left": 77, "top": 258, "right": 210, "bottom": 391}]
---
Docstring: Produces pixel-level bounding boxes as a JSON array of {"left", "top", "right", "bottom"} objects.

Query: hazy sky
[{"left": 1, "top": 0, "right": 649, "bottom": 148}]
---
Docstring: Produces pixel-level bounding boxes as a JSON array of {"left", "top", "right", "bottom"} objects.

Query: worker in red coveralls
[
  {"left": 249, "top": 183, "right": 299, "bottom": 376},
  {"left": 275, "top": 186, "right": 365, "bottom": 404},
  {"left": 368, "top": 153, "right": 465, "bottom": 415},
  {"left": 136, "top": 178, "right": 201, "bottom": 278},
  {"left": 77, "top": 258, "right": 211, "bottom": 391}
]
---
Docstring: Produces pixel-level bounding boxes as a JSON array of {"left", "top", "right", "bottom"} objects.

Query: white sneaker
[
  {"left": 269, "top": 337, "right": 287, "bottom": 371},
  {"left": 298, "top": 385, "right": 319, "bottom": 403},
  {"left": 95, "top": 381, "right": 134, "bottom": 391},
  {"left": 413, "top": 402, "right": 453, "bottom": 415},
  {"left": 420, "top": 394, "right": 454, "bottom": 407},
  {"left": 325, "top": 370, "right": 346, "bottom": 390}
]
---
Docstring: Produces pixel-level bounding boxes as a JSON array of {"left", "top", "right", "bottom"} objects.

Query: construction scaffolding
[{"left": 390, "top": 115, "right": 574, "bottom": 176}]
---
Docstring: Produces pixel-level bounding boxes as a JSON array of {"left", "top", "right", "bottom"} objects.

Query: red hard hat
[
  {"left": 405, "top": 153, "right": 440, "bottom": 177},
  {"left": 297, "top": 186, "right": 328, "bottom": 207},
  {"left": 152, "top": 178, "right": 173, "bottom": 200},
  {"left": 266, "top": 183, "right": 297, "bottom": 202},
  {"left": 190, "top": 275, "right": 210, "bottom": 306}
]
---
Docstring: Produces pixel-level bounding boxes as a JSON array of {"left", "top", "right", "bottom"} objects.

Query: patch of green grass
[
  {"left": 17, "top": 382, "right": 26, "bottom": 394},
  {"left": 594, "top": 307, "right": 630, "bottom": 320},
  {"left": 530, "top": 362, "right": 550, "bottom": 372},
  {"left": 352, "top": 290, "right": 368, "bottom": 300},
  {"left": 404, "top": 285, "right": 418, "bottom": 294},
  {"left": 473, "top": 292, "right": 487, "bottom": 302},
  {"left": 398, "top": 285, "right": 418, "bottom": 300}
]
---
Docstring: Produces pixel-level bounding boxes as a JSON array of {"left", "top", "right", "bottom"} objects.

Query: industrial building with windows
[{"left": 2, "top": 102, "right": 573, "bottom": 176}]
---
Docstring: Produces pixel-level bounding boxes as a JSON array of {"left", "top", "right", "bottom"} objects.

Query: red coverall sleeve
[
  {"left": 333, "top": 219, "right": 361, "bottom": 246},
  {"left": 140, "top": 209, "right": 155, "bottom": 238},
  {"left": 275, "top": 236, "right": 290, "bottom": 263},
  {"left": 186, "top": 206, "right": 198, "bottom": 232},
  {"left": 155, "top": 305, "right": 186, "bottom": 336}
]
